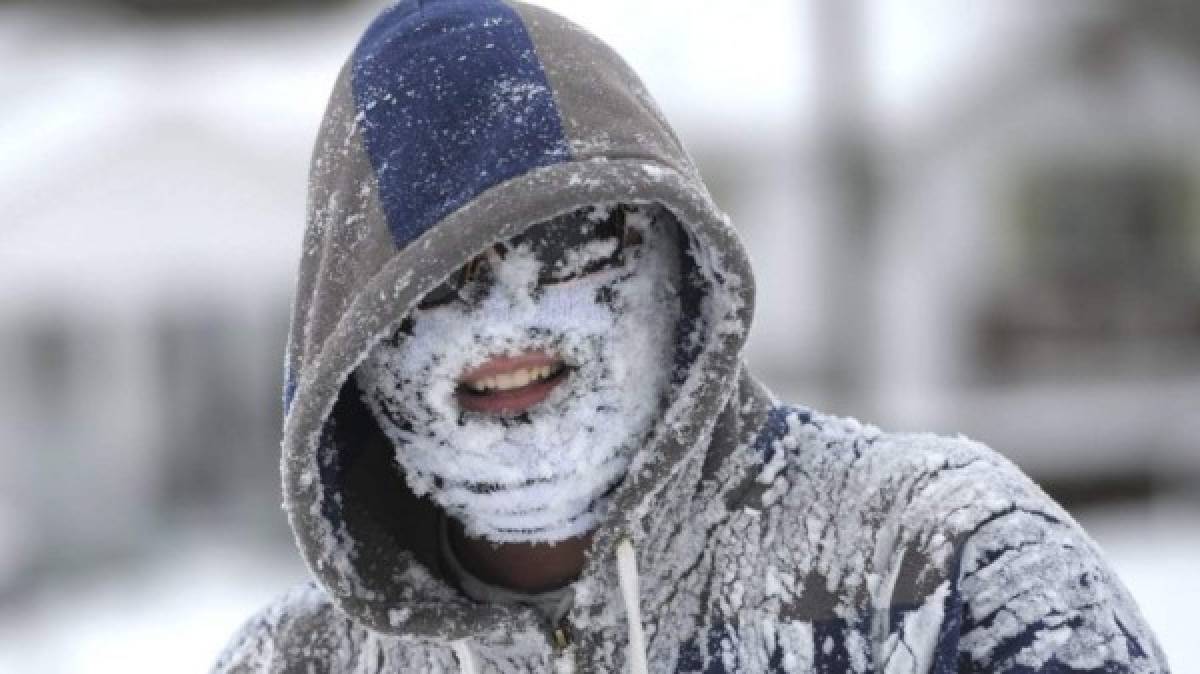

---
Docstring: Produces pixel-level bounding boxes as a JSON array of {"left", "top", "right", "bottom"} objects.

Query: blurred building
[
  {"left": 0, "top": 0, "right": 375, "bottom": 595},
  {"left": 864, "top": 3, "right": 1200, "bottom": 498}
]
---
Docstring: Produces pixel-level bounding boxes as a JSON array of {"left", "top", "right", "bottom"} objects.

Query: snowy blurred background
[{"left": 1, "top": 0, "right": 1197, "bottom": 670}]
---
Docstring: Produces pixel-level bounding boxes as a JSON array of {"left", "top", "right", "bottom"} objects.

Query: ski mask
[{"left": 356, "top": 203, "right": 682, "bottom": 543}]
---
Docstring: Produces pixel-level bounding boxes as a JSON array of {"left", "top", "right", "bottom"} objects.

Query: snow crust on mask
[{"left": 356, "top": 203, "right": 682, "bottom": 543}]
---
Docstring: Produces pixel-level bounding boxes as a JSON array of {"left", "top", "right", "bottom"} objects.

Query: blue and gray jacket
[{"left": 213, "top": 1, "right": 1168, "bottom": 671}]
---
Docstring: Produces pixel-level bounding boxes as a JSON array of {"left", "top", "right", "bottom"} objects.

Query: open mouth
[{"left": 456, "top": 352, "right": 570, "bottom": 414}]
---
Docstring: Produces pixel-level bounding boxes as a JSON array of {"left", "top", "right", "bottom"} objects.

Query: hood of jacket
[{"left": 281, "top": 0, "right": 762, "bottom": 652}]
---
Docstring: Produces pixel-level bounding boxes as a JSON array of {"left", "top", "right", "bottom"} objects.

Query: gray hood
[{"left": 280, "top": 0, "right": 762, "bottom": 650}]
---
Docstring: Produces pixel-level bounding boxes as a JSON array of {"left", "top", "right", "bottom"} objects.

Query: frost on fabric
[
  {"left": 617, "top": 409, "right": 1166, "bottom": 673},
  {"left": 222, "top": 402, "right": 1166, "bottom": 672},
  {"left": 355, "top": 203, "right": 683, "bottom": 543},
  {"left": 215, "top": 582, "right": 559, "bottom": 673}
]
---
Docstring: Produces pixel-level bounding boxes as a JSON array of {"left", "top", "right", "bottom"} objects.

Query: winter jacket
[{"left": 213, "top": 1, "right": 1169, "bottom": 671}]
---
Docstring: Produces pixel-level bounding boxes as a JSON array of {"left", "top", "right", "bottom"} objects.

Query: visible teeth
[{"left": 466, "top": 365, "right": 559, "bottom": 393}]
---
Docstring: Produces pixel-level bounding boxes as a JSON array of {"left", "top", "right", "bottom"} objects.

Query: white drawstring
[
  {"left": 452, "top": 638, "right": 478, "bottom": 674},
  {"left": 616, "top": 538, "right": 650, "bottom": 674}
]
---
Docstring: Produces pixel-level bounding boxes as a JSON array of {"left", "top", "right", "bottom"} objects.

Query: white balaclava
[{"left": 355, "top": 203, "right": 682, "bottom": 543}]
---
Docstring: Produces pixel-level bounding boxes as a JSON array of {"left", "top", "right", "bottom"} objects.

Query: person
[{"left": 213, "top": 1, "right": 1168, "bottom": 672}]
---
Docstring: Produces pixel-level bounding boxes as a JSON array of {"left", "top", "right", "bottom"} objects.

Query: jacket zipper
[{"left": 551, "top": 620, "right": 580, "bottom": 672}]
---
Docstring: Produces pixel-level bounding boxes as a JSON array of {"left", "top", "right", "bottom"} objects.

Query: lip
[{"left": 457, "top": 351, "right": 569, "bottom": 415}]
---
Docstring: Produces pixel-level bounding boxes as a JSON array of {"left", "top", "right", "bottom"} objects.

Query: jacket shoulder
[
  {"left": 211, "top": 582, "right": 466, "bottom": 673},
  {"left": 747, "top": 403, "right": 1060, "bottom": 526},
  {"left": 738, "top": 404, "right": 1169, "bottom": 671},
  {"left": 211, "top": 581, "right": 357, "bottom": 674}
]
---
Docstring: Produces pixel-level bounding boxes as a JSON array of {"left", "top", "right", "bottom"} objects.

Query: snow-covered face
[{"left": 356, "top": 204, "right": 682, "bottom": 543}]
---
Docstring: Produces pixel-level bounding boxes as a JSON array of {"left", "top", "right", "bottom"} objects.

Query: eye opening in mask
[{"left": 415, "top": 204, "right": 648, "bottom": 310}]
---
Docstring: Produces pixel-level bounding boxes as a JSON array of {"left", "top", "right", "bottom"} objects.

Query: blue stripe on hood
[{"left": 351, "top": 0, "right": 571, "bottom": 249}]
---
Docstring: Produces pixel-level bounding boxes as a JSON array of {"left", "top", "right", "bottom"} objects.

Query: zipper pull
[
  {"left": 551, "top": 622, "right": 579, "bottom": 673},
  {"left": 552, "top": 623, "right": 572, "bottom": 650}
]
